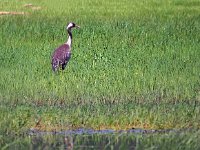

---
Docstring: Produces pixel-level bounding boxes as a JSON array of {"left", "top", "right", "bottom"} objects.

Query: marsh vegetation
[{"left": 0, "top": 0, "right": 200, "bottom": 148}]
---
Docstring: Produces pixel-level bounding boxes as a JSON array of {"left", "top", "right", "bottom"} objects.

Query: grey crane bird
[{"left": 51, "top": 22, "right": 80, "bottom": 71}]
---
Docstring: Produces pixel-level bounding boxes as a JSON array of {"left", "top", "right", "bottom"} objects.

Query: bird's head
[{"left": 67, "top": 22, "right": 80, "bottom": 30}]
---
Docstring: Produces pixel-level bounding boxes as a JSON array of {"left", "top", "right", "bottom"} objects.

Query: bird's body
[
  {"left": 51, "top": 22, "right": 79, "bottom": 72},
  {"left": 52, "top": 44, "right": 71, "bottom": 71}
]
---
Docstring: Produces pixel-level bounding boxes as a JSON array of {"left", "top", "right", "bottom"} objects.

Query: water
[
  {"left": 1, "top": 128, "right": 200, "bottom": 150},
  {"left": 28, "top": 128, "right": 177, "bottom": 135}
]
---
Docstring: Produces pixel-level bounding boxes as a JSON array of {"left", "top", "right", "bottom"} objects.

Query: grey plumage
[{"left": 51, "top": 22, "right": 80, "bottom": 72}]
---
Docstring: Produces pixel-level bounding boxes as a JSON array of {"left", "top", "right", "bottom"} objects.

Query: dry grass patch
[{"left": 0, "top": 11, "right": 26, "bottom": 15}]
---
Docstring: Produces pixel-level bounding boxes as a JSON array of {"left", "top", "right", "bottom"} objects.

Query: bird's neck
[{"left": 66, "top": 29, "right": 72, "bottom": 48}]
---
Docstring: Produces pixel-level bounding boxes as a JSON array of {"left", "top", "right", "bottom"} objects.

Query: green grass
[
  {"left": 0, "top": 0, "right": 200, "bottom": 134},
  {"left": 1, "top": 130, "right": 200, "bottom": 149}
]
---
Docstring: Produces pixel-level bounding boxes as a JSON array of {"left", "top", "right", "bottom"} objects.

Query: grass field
[{"left": 0, "top": 0, "right": 200, "bottom": 135}]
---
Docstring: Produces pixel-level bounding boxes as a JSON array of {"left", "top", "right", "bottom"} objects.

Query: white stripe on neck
[{"left": 66, "top": 36, "right": 72, "bottom": 47}]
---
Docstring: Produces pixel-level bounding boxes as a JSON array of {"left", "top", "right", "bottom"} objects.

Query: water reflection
[
  {"left": 1, "top": 129, "right": 200, "bottom": 149},
  {"left": 29, "top": 134, "right": 136, "bottom": 149},
  {"left": 64, "top": 136, "right": 73, "bottom": 150}
]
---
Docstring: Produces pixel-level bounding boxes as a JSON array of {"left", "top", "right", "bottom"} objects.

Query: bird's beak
[{"left": 76, "top": 25, "right": 80, "bottom": 28}]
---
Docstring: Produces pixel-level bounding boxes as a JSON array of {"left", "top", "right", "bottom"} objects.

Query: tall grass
[{"left": 0, "top": 0, "right": 200, "bottom": 132}]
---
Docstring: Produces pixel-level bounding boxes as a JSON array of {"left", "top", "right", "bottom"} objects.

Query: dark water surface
[
  {"left": 1, "top": 128, "right": 200, "bottom": 150},
  {"left": 28, "top": 128, "right": 177, "bottom": 135}
]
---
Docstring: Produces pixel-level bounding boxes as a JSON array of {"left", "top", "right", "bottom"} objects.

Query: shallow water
[
  {"left": 28, "top": 128, "right": 177, "bottom": 135},
  {"left": 1, "top": 128, "right": 200, "bottom": 150}
]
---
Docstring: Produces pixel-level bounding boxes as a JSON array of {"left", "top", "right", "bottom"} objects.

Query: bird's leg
[{"left": 61, "top": 63, "right": 67, "bottom": 70}]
